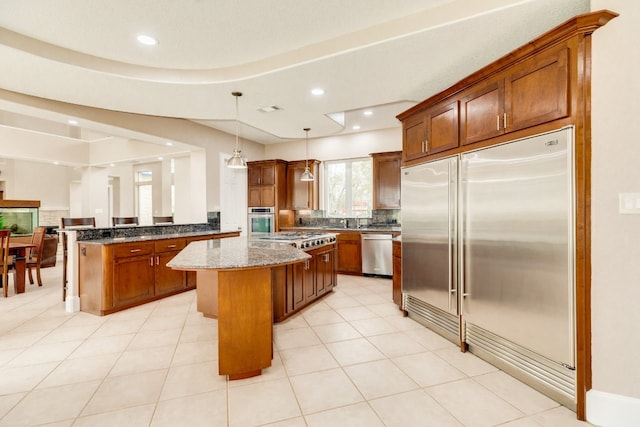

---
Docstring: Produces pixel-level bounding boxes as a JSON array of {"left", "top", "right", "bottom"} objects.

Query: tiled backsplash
[{"left": 294, "top": 209, "right": 400, "bottom": 229}]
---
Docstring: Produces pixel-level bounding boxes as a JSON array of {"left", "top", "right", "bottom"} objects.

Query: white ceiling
[{"left": 0, "top": 0, "right": 589, "bottom": 147}]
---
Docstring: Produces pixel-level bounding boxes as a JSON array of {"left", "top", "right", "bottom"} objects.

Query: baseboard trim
[{"left": 587, "top": 389, "right": 640, "bottom": 427}]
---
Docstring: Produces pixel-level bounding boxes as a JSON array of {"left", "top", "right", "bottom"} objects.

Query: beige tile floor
[{"left": 0, "top": 260, "right": 593, "bottom": 427}]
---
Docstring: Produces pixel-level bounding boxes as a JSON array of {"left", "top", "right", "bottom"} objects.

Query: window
[
  {"left": 324, "top": 157, "right": 372, "bottom": 217},
  {"left": 135, "top": 170, "right": 153, "bottom": 225}
]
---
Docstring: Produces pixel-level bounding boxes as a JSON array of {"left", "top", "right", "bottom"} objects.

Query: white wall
[
  {"left": 265, "top": 127, "right": 402, "bottom": 161},
  {"left": 2, "top": 159, "right": 77, "bottom": 209},
  {"left": 589, "top": 1, "right": 640, "bottom": 425}
]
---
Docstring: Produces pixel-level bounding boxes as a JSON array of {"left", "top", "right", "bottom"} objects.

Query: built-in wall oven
[{"left": 248, "top": 207, "right": 275, "bottom": 236}]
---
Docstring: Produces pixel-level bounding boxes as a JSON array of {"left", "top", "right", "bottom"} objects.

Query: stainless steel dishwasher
[{"left": 361, "top": 233, "right": 393, "bottom": 277}]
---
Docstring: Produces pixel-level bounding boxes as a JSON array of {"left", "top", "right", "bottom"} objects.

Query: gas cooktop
[{"left": 254, "top": 231, "right": 337, "bottom": 250}]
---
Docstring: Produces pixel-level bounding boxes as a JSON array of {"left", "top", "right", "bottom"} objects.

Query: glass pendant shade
[
  {"left": 300, "top": 127, "right": 315, "bottom": 181},
  {"left": 300, "top": 166, "right": 314, "bottom": 181},
  {"left": 226, "top": 91, "right": 247, "bottom": 169},
  {"left": 226, "top": 148, "right": 246, "bottom": 169}
]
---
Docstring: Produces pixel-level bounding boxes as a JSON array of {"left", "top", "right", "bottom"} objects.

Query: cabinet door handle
[
  {"left": 167, "top": 244, "right": 177, "bottom": 248},
  {"left": 149, "top": 257, "right": 154, "bottom": 266},
  {"left": 503, "top": 112, "right": 507, "bottom": 130},
  {"left": 425, "top": 139, "right": 429, "bottom": 152},
  {"left": 156, "top": 256, "right": 160, "bottom": 265},
  {"left": 130, "top": 249, "right": 141, "bottom": 253},
  {"left": 496, "top": 115, "right": 500, "bottom": 131}
]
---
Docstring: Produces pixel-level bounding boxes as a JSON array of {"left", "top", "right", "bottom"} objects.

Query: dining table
[{"left": 9, "top": 242, "right": 36, "bottom": 294}]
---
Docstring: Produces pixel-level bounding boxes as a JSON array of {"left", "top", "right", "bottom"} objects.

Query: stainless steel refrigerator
[{"left": 401, "top": 127, "right": 576, "bottom": 406}]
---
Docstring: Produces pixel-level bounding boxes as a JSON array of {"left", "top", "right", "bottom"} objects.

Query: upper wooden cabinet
[
  {"left": 460, "top": 44, "right": 570, "bottom": 145},
  {"left": 395, "top": 10, "right": 614, "bottom": 167},
  {"left": 372, "top": 151, "right": 401, "bottom": 209},
  {"left": 247, "top": 160, "right": 287, "bottom": 208},
  {"left": 287, "top": 160, "right": 320, "bottom": 210},
  {"left": 403, "top": 99, "right": 459, "bottom": 163}
]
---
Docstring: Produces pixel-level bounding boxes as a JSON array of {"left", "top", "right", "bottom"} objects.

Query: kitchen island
[
  {"left": 168, "top": 237, "right": 310, "bottom": 380},
  {"left": 76, "top": 227, "right": 239, "bottom": 315}
]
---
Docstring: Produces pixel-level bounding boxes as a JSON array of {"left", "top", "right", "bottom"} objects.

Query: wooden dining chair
[
  {"left": 0, "top": 229, "right": 15, "bottom": 298},
  {"left": 26, "top": 226, "right": 47, "bottom": 287},
  {"left": 61, "top": 217, "right": 96, "bottom": 300},
  {"left": 153, "top": 216, "right": 174, "bottom": 224},
  {"left": 112, "top": 216, "right": 139, "bottom": 226}
]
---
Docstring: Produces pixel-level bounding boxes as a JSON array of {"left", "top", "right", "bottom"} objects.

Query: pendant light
[
  {"left": 226, "top": 91, "right": 247, "bottom": 169},
  {"left": 300, "top": 127, "right": 315, "bottom": 181}
]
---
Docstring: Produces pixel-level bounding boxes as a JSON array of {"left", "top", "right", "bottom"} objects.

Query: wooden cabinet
[
  {"left": 315, "top": 246, "right": 336, "bottom": 297},
  {"left": 273, "top": 244, "right": 337, "bottom": 322},
  {"left": 392, "top": 239, "right": 402, "bottom": 309},
  {"left": 461, "top": 44, "right": 570, "bottom": 146},
  {"left": 78, "top": 232, "right": 240, "bottom": 315},
  {"left": 402, "top": 99, "right": 459, "bottom": 163},
  {"left": 336, "top": 231, "right": 362, "bottom": 275},
  {"left": 247, "top": 160, "right": 287, "bottom": 208},
  {"left": 287, "top": 160, "right": 320, "bottom": 210},
  {"left": 154, "top": 238, "right": 187, "bottom": 295},
  {"left": 372, "top": 151, "right": 401, "bottom": 209},
  {"left": 112, "top": 242, "right": 155, "bottom": 308}
]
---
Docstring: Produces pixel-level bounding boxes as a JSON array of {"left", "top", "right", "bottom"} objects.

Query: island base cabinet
[
  {"left": 218, "top": 268, "right": 273, "bottom": 379},
  {"left": 113, "top": 255, "right": 155, "bottom": 308}
]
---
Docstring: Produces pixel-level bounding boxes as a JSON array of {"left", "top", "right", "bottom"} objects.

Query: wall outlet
[{"left": 619, "top": 193, "right": 640, "bottom": 214}]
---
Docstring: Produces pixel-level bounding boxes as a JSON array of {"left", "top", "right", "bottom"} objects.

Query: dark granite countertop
[
  {"left": 281, "top": 226, "right": 401, "bottom": 233},
  {"left": 76, "top": 229, "right": 240, "bottom": 245},
  {"left": 167, "top": 236, "right": 310, "bottom": 270}
]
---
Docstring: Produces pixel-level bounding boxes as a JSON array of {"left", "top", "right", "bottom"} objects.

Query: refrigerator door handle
[{"left": 448, "top": 158, "right": 458, "bottom": 313}]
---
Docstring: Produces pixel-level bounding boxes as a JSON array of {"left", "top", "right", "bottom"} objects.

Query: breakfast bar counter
[{"left": 168, "top": 237, "right": 310, "bottom": 380}]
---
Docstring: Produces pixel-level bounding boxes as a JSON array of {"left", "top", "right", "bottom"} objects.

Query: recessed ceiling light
[
  {"left": 110, "top": 163, "right": 116, "bottom": 167},
  {"left": 311, "top": 88, "right": 325, "bottom": 96},
  {"left": 352, "top": 125, "right": 361, "bottom": 130},
  {"left": 165, "top": 142, "right": 173, "bottom": 146},
  {"left": 363, "top": 111, "right": 373, "bottom": 116},
  {"left": 158, "top": 157, "right": 163, "bottom": 161},
  {"left": 68, "top": 119, "right": 78, "bottom": 125},
  {"left": 137, "top": 34, "right": 158, "bottom": 46},
  {"left": 53, "top": 161, "right": 60, "bottom": 165}
]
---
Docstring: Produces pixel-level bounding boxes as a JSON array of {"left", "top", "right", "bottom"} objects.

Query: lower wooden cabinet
[
  {"left": 112, "top": 242, "right": 155, "bottom": 308},
  {"left": 78, "top": 232, "right": 239, "bottom": 315},
  {"left": 392, "top": 239, "right": 402, "bottom": 309},
  {"left": 336, "top": 232, "right": 362, "bottom": 275},
  {"left": 154, "top": 238, "right": 187, "bottom": 295},
  {"left": 273, "top": 244, "right": 336, "bottom": 322}
]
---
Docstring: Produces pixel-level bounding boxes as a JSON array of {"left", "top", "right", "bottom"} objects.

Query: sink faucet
[{"left": 340, "top": 219, "right": 347, "bottom": 228}]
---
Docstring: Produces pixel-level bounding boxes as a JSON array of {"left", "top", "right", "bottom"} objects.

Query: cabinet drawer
[
  {"left": 155, "top": 239, "right": 186, "bottom": 253},
  {"left": 112, "top": 242, "right": 154, "bottom": 259}
]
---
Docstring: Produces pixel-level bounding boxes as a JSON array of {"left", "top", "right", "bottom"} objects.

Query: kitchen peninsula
[
  {"left": 76, "top": 225, "right": 240, "bottom": 315},
  {"left": 167, "top": 237, "right": 310, "bottom": 379}
]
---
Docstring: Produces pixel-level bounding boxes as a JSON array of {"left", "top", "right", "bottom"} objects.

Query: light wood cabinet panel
[
  {"left": 247, "top": 160, "right": 287, "bottom": 215},
  {"left": 461, "top": 79, "right": 504, "bottom": 145},
  {"left": 113, "top": 253, "right": 155, "bottom": 307},
  {"left": 372, "top": 151, "right": 401, "bottom": 209},
  {"left": 505, "top": 44, "right": 569, "bottom": 132},
  {"left": 287, "top": 160, "right": 320, "bottom": 210},
  {"left": 402, "top": 114, "right": 428, "bottom": 162},
  {"left": 461, "top": 45, "right": 570, "bottom": 146},
  {"left": 154, "top": 238, "right": 187, "bottom": 295},
  {"left": 315, "top": 247, "right": 336, "bottom": 297},
  {"left": 392, "top": 239, "right": 402, "bottom": 309},
  {"left": 402, "top": 99, "right": 459, "bottom": 162},
  {"left": 336, "top": 232, "right": 362, "bottom": 275}
]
